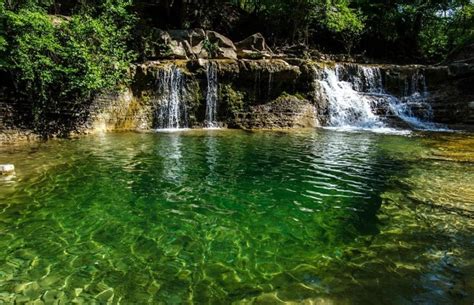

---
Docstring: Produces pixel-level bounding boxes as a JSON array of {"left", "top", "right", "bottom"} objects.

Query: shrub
[{"left": 0, "top": 0, "right": 136, "bottom": 136}]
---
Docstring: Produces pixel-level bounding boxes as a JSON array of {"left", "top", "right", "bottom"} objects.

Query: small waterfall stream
[
  {"left": 205, "top": 62, "right": 219, "bottom": 128},
  {"left": 156, "top": 66, "right": 188, "bottom": 130},
  {"left": 315, "top": 64, "right": 440, "bottom": 131},
  {"left": 389, "top": 71, "right": 439, "bottom": 129}
]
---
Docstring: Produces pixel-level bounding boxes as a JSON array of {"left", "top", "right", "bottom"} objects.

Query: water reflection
[{"left": 159, "top": 133, "right": 185, "bottom": 184}]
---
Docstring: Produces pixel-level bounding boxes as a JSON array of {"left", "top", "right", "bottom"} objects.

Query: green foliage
[
  {"left": 353, "top": 0, "right": 474, "bottom": 60},
  {"left": 419, "top": 2, "right": 474, "bottom": 59},
  {"left": 280, "top": 92, "right": 306, "bottom": 101},
  {"left": 324, "top": 0, "right": 364, "bottom": 33},
  {"left": 203, "top": 38, "right": 220, "bottom": 58},
  {"left": 0, "top": 0, "right": 136, "bottom": 134},
  {"left": 220, "top": 84, "right": 244, "bottom": 116},
  {"left": 228, "top": 0, "right": 473, "bottom": 59},
  {"left": 0, "top": 1, "right": 7, "bottom": 62},
  {"left": 229, "top": 0, "right": 365, "bottom": 50},
  {"left": 324, "top": 0, "right": 365, "bottom": 54}
]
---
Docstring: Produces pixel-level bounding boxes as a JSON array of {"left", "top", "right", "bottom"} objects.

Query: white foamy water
[
  {"left": 317, "top": 68, "right": 384, "bottom": 129},
  {"left": 156, "top": 66, "right": 188, "bottom": 130},
  {"left": 315, "top": 64, "right": 446, "bottom": 133},
  {"left": 205, "top": 62, "right": 219, "bottom": 128}
]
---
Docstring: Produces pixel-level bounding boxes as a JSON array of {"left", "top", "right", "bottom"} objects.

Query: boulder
[
  {"left": 236, "top": 33, "right": 270, "bottom": 52},
  {"left": 190, "top": 41, "right": 209, "bottom": 59},
  {"left": 167, "top": 29, "right": 208, "bottom": 59},
  {"left": 235, "top": 33, "right": 273, "bottom": 59},
  {"left": 189, "top": 29, "right": 206, "bottom": 47},
  {"left": 205, "top": 31, "right": 238, "bottom": 60},
  {"left": 168, "top": 40, "right": 188, "bottom": 59},
  {"left": 206, "top": 31, "right": 236, "bottom": 50},
  {"left": 144, "top": 29, "right": 188, "bottom": 59},
  {"left": 151, "top": 29, "right": 238, "bottom": 59},
  {"left": 217, "top": 48, "right": 238, "bottom": 60}
]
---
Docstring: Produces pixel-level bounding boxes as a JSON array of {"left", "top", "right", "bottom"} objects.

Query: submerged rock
[{"left": 0, "top": 164, "right": 15, "bottom": 175}]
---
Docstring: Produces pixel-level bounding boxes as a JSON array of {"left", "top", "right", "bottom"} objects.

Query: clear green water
[{"left": 0, "top": 129, "right": 473, "bottom": 304}]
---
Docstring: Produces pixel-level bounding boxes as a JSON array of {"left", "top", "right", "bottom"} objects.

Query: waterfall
[
  {"left": 389, "top": 72, "right": 437, "bottom": 129},
  {"left": 156, "top": 66, "right": 188, "bottom": 130},
  {"left": 316, "top": 66, "right": 384, "bottom": 128},
  {"left": 315, "top": 64, "right": 440, "bottom": 131},
  {"left": 205, "top": 62, "right": 219, "bottom": 128}
]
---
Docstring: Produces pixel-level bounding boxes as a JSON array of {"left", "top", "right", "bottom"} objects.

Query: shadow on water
[{"left": 0, "top": 130, "right": 473, "bottom": 304}]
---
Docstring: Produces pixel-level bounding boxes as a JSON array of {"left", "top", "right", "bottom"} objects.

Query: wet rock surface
[{"left": 233, "top": 95, "right": 318, "bottom": 129}]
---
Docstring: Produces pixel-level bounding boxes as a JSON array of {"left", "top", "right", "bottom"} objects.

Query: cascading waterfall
[
  {"left": 156, "top": 66, "right": 188, "bottom": 130},
  {"left": 205, "top": 62, "right": 219, "bottom": 128},
  {"left": 315, "top": 64, "right": 439, "bottom": 131},
  {"left": 316, "top": 66, "right": 384, "bottom": 128},
  {"left": 389, "top": 71, "right": 438, "bottom": 129}
]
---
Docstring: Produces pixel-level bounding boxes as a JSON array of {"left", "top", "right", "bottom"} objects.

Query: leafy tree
[
  {"left": 323, "top": 0, "right": 365, "bottom": 54},
  {"left": 227, "top": 0, "right": 364, "bottom": 48},
  {"left": 353, "top": 0, "right": 474, "bottom": 61},
  {"left": 419, "top": 1, "right": 474, "bottom": 59}
]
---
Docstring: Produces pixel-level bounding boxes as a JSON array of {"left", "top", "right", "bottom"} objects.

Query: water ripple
[{"left": 0, "top": 130, "right": 472, "bottom": 304}]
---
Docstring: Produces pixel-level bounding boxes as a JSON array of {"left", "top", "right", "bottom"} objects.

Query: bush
[{"left": 0, "top": 0, "right": 136, "bottom": 136}]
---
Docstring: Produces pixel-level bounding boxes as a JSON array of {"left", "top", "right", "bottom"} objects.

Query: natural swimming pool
[{"left": 0, "top": 129, "right": 473, "bottom": 304}]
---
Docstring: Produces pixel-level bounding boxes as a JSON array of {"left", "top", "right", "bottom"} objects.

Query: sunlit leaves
[{"left": 0, "top": 0, "right": 136, "bottom": 132}]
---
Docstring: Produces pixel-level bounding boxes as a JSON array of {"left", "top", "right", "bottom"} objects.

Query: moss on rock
[{"left": 219, "top": 84, "right": 245, "bottom": 124}]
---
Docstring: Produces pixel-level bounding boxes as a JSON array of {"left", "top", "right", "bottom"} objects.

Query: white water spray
[
  {"left": 315, "top": 64, "right": 442, "bottom": 131},
  {"left": 156, "top": 66, "right": 188, "bottom": 130},
  {"left": 316, "top": 67, "right": 384, "bottom": 128}
]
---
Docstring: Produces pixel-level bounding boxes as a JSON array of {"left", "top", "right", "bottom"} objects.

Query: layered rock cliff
[
  {"left": 85, "top": 59, "right": 474, "bottom": 132},
  {"left": 1, "top": 58, "right": 473, "bottom": 143}
]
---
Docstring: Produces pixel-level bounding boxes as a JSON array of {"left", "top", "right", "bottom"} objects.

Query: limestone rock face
[
  {"left": 2, "top": 55, "right": 474, "bottom": 142},
  {"left": 233, "top": 95, "right": 318, "bottom": 129},
  {"left": 376, "top": 63, "right": 474, "bottom": 127}
]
